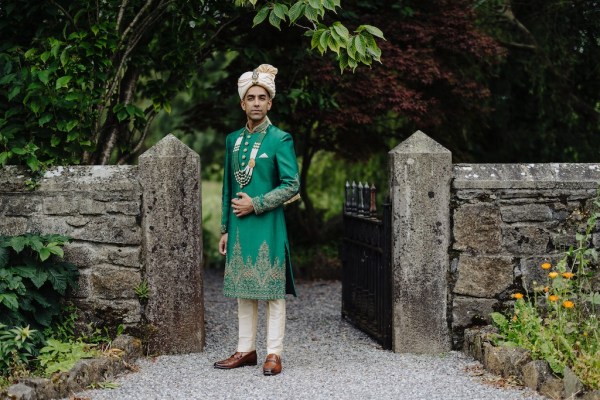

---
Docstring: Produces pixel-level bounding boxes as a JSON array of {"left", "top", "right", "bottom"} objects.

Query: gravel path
[{"left": 74, "top": 269, "right": 546, "bottom": 400}]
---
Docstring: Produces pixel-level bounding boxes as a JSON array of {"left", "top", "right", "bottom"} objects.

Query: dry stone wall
[
  {"left": 0, "top": 134, "right": 204, "bottom": 354},
  {"left": 450, "top": 163, "right": 600, "bottom": 347}
]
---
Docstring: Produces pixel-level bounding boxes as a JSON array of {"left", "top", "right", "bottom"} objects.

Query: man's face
[{"left": 241, "top": 85, "right": 272, "bottom": 123}]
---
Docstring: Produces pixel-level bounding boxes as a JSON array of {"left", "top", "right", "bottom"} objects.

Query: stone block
[
  {"left": 75, "top": 298, "right": 142, "bottom": 326},
  {"left": 78, "top": 198, "right": 106, "bottom": 215},
  {"left": 43, "top": 195, "right": 78, "bottom": 215},
  {"left": 3, "top": 195, "right": 41, "bottom": 216},
  {"left": 540, "top": 376, "right": 565, "bottom": 400},
  {"left": 388, "top": 131, "right": 451, "bottom": 354},
  {"left": 112, "top": 334, "right": 143, "bottom": 363},
  {"left": 454, "top": 255, "right": 513, "bottom": 298},
  {"left": 140, "top": 134, "right": 204, "bottom": 354},
  {"left": 502, "top": 226, "right": 550, "bottom": 254},
  {"left": 522, "top": 360, "right": 552, "bottom": 390},
  {"left": 452, "top": 296, "right": 498, "bottom": 328},
  {"left": 582, "top": 390, "right": 600, "bottom": 400},
  {"left": 500, "top": 204, "right": 552, "bottom": 223},
  {"left": 75, "top": 216, "right": 141, "bottom": 245},
  {"left": 462, "top": 326, "right": 497, "bottom": 363},
  {"left": 2, "top": 383, "right": 35, "bottom": 400},
  {"left": 564, "top": 366, "right": 584, "bottom": 399},
  {"left": 71, "top": 268, "right": 93, "bottom": 298},
  {"left": 519, "top": 256, "right": 562, "bottom": 290},
  {"left": 108, "top": 246, "right": 140, "bottom": 267},
  {"left": 483, "top": 342, "right": 531, "bottom": 378},
  {"left": 0, "top": 217, "right": 28, "bottom": 236},
  {"left": 453, "top": 204, "right": 502, "bottom": 253},
  {"left": 106, "top": 201, "right": 141, "bottom": 215},
  {"left": 91, "top": 264, "right": 141, "bottom": 299},
  {"left": 19, "top": 377, "right": 59, "bottom": 400}
]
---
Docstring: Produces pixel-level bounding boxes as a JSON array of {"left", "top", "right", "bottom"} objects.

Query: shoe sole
[
  {"left": 263, "top": 370, "right": 281, "bottom": 376},
  {"left": 214, "top": 361, "right": 257, "bottom": 369}
]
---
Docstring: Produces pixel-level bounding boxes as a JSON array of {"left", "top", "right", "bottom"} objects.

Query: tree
[
  {"left": 179, "top": 0, "right": 506, "bottom": 240},
  {"left": 474, "top": 0, "right": 600, "bottom": 162},
  {"left": 0, "top": 0, "right": 383, "bottom": 171}
]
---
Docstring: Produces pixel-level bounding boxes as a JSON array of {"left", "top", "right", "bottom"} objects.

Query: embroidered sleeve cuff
[
  {"left": 220, "top": 224, "right": 228, "bottom": 234},
  {"left": 251, "top": 195, "right": 266, "bottom": 215}
]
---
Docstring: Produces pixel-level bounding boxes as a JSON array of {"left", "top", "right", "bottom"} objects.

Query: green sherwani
[{"left": 220, "top": 119, "right": 299, "bottom": 300}]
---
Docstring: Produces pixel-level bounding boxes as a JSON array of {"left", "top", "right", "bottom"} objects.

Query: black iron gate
[{"left": 341, "top": 181, "right": 392, "bottom": 349}]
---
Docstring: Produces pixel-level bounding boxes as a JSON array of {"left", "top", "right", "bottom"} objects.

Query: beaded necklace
[{"left": 232, "top": 118, "right": 270, "bottom": 188}]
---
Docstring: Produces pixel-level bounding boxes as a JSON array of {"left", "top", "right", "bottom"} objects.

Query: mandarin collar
[{"left": 246, "top": 117, "right": 271, "bottom": 134}]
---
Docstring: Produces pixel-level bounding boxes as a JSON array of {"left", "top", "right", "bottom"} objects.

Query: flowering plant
[{"left": 491, "top": 200, "right": 600, "bottom": 389}]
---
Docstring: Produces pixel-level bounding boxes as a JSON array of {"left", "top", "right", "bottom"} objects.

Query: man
[{"left": 214, "top": 64, "right": 300, "bottom": 376}]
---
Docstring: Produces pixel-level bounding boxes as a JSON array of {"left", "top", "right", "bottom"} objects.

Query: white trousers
[{"left": 237, "top": 298, "right": 286, "bottom": 356}]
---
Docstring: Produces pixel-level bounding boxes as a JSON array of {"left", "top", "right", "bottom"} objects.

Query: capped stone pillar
[
  {"left": 388, "top": 130, "right": 451, "bottom": 353},
  {"left": 139, "top": 134, "right": 204, "bottom": 354}
]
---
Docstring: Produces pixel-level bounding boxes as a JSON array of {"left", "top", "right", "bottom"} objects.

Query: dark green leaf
[
  {"left": 40, "top": 51, "right": 51, "bottom": 63},
  {"left": 362, "top": 24, "right": 385, "bottom": 39},
  {"left": 288, "top": 2, "right": 305, "bottom": 23},
  {"left": 0, "top": 247, "right": 8, "bottom": 269},
  {"left": 26, "top": 156, "right": 40, "bottom": 172},
  {"left": 11, "top": 147, "right": 26, "bottom": 155},
  {"left": 0, "top": 293, "right": 19, "bottom": 311},
  {"left": 55, "top": 75, "right": 72, "bottom": 89},
  {"left": 38, "top": 247, "right": 51, "bottom": 262},
  {"left": 332, "top": 22, "right": 350, "bottom": 41},
  {"left": 0, "top": 152, "right": 8, "bottom": 166},
  {"left": 252, "top": 6, "right": 270, "bottom": 27},
  {"left": 39, "top": 114, "right": 53, "bottom": 127},
  {"left": 66, "top": 120, "right": 78, "bottom": 132},
  {"left": 29, "top": 269, "right": 49, "bottom": 289},
  {"left": 38, "top": 70, "right": 51, "bottom": 85},
  {"left": 268, "top": 9, "right": 282, "bottom": 30},
  {"left": 8, "top": 86, "right": 20, "bottom": 101},
  {"left": 50, "top": 136, "right": 61, "bottom": 147},
  {"left": 0, "top": 72, "right": 16, "bottom": 85},
  {"left": 273, "top": 3, "right": 288, "bottom": 20}
]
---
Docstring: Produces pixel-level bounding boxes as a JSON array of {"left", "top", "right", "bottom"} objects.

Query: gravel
[{"left": 73, "top": 268, "right": 546, "bottom": 400}]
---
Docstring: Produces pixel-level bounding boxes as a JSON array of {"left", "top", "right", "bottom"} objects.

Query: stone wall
[
  {"left": 0, "top": 135, "right": 204, "bottom": 354},
  {"left": 388, "top": 131, "right": 600, "bottom": 353},
  {"left": 450, "top": 163, "right": 600, "bottom": 347}
]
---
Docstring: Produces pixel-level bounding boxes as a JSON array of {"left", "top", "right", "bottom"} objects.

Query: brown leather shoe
[
  {"left": 263, "top": 353, "right": 282, "bottom": 376},
  {"left": 214, "top": 351, "right": 257, "bottom": 369}
]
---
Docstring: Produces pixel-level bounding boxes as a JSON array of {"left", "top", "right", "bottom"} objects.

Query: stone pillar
[
  {"left": 388, "top": 130, "right": 451, "bottom": 353},
  {"left": 139, "top": 134, "right": 204, "bottom": 354}
]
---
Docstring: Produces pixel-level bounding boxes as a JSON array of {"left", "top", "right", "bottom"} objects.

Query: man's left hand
[{"left": 232, "top": 192, "right": 254, "bottom": 217}]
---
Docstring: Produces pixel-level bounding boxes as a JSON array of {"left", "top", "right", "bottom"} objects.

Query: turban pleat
[{"left": 238, "top": 64, "right": 278, "bottom": 99}]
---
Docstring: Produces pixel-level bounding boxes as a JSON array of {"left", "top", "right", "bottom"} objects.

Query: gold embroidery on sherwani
[{"left": 224, "top": 230, "right": 286, "bottom": 300}]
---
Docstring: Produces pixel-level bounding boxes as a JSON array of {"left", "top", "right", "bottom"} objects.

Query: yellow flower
[
  {"left": 511, "top": 293, "right": 524, "bottom": 299},
  {"left": 562, "top": 300, "right": 575, "bottom": 308},
  {"left": 562, "top": 272, "right": 574, "bottom": 279},
  {"left": 512, "top": 315, "right": 518, "bottom": 322},
  {"left": 549, "top": 294, "right": 559, "bottom": 302},
  {"left": 583, "top": 332, "right": 589, "bottom": 337},
  {"left": 543, "top": 286, "right": 549, "bottom": 293},
  {"left": 541, "top": 262, "right": 552, "bottom": 270},
  {"left": 549, "top": 272, "right": 559, "bottom": 279}
]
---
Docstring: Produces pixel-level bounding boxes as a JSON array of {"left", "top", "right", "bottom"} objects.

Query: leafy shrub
[
  {"left": 38, "top": 338, "right": 96, "bottom": 375},
  {"left": 0, "top": 233, "right": 79, "bottom": 329},
  {"left": 491, "top": 201, "right": 600, "bottom": 389},
  {"left": 0, "top": 324, "right": 37, "bottom": 378}
]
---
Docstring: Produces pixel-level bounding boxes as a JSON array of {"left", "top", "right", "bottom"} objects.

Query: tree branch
[
  {"left": 49, "top": 0, "right": 76, "bottom": 27},
  {"left": 117, "top": 112, "right": 157, "bottom": 165},
  {"left": 116, "top": 0, "right": 129, "bottom": 33}
]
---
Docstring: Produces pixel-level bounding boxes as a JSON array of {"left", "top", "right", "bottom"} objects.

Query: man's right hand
[{"left": 219, "top": 233, "right": 228, "bottom": 256}]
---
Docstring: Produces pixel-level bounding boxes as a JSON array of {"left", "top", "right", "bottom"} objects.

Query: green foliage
[
  {"left": 0, "top": 324, "right": 37, "bottom": 378},
  {"left": 491, "top": 199, "right": 600, "bottom": 389},
  {"left": 38, "top": 338, "right": 96, "bottom": 375},
  {"left": 0, "top": 233, "right": 79, "bottom": 329},
  {"left": 243, "top": 0, "right": 384, "bottom": 72},
  {"left": 134, "top": 280, "right": 149, "bottom": 301}
]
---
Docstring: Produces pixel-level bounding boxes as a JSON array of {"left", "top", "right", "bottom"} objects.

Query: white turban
[{"left": 237, "top": 64, "right": 278, "bottom": 99}]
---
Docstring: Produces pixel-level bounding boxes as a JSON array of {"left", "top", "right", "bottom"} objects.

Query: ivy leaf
[
  {"left": 9, "top": 236, "right": 27, "bottom": 253},
  {"left": 55, "top": 75, "right": 72, "bottom": 90},
  {"left": 252, "top": 6, "right": 270, "bottom": 27}
]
